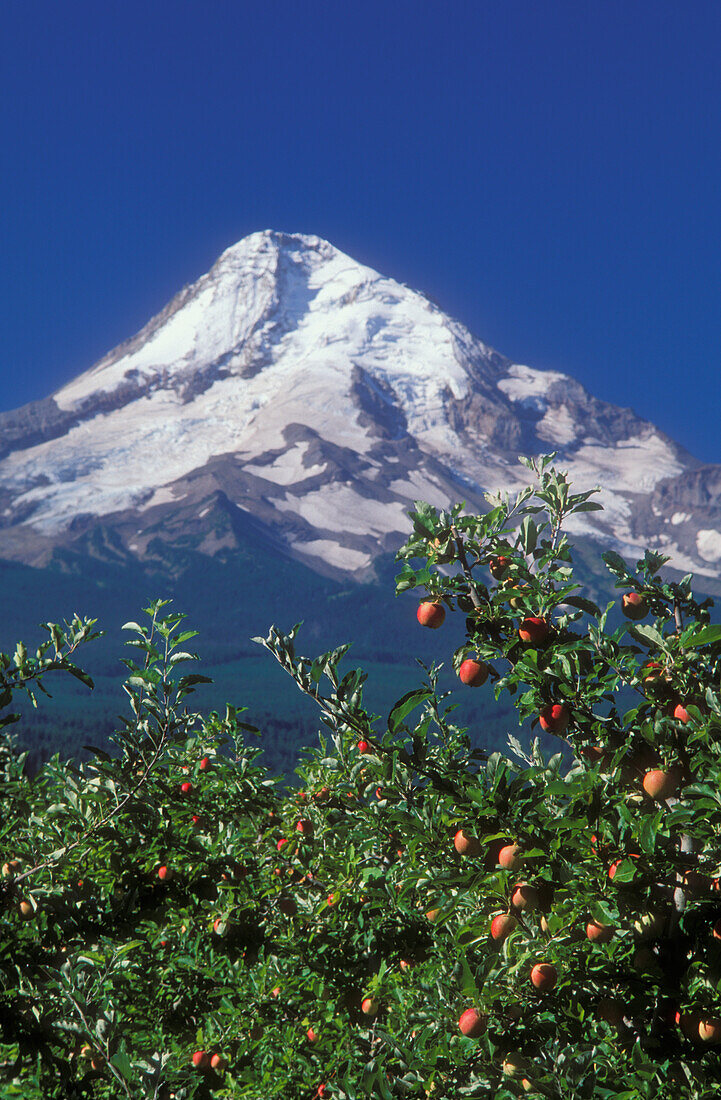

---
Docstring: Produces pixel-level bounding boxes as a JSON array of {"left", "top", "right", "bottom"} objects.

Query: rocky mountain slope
[{"left": 1, "top": 230, "right": 719, "bottom": 580}]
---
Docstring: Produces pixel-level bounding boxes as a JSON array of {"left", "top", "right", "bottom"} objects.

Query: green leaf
[
  {"left": 388, "top": 688, "right": 432, "bottom": 733},
  {"left": 684, "top": 625, "right": 721, "bottom": 648}
]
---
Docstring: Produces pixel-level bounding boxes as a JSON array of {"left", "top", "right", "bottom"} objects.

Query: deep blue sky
[{"left": 4, "top": 1, "right": 721, "bottom": 462}]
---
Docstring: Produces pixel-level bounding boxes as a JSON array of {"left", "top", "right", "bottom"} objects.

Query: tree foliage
[{"left": 1, "top": 458, "right": 721, "bottom": 1098}]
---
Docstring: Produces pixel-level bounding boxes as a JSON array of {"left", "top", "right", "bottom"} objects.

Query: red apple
[
  {"left": 585, "top": 920, "right": 614, "bottom": 943},
  {"left": 518, "top": 617, "right": 550, "bottom": 645},
  {"left": 498, "top": 843, "right": 523, "bottom": 871},
  {"left": 270, "top": 986, "right": 281, "bottom": 999},
  {"left": 458, "top": 659, "right": 489, "bottom": 687},
  {"left": 454, "top": 829, "right": 481, "bottom": 856},
  {"left": 357, "top": 740, "right": 371, "bottom": 754},
  {"left": 642, "top": 768, "right": 679, "bottom": 801},
  {"left": 676, "top": 1009, "right": 702, "bottom": 1041},
  {"left": 210, "top": 1052, "right": 227, "bottom": 1071},
  {"left": 713, "top": 918, "right": 721, "bottom": 941},
  {"left": 530, "top": 963, "right": 557, "bottom": 991},
  {"left": 199, "top": 755, "right": 211, "bottom": 771},
  {"left": 608, "top": 853, "right": 640, "bottom": 881},
  {"left": 191, "top": 1050, "right": 209, "bottom": 1070},
  {"left": 490, "top": 912, "right": 518, "bottom": 941},
  {"left": 539, "top": 704, "right": 570, "bottom": 734},
  {"left": 18, "top": 900, "right": 34, "bottom": 920},
  {"left": 180, "top": 781, "right": 193, "bottom": 795},
  {"left": 510, "top": 883, "right": 539, "bottom": 911},
  {"left": 458, "top": 1008, "right": 487, "bottom": 1037},
  {"left": 157, "top": 865, "right": 174, "bottom": 882},
  {"left": 361, "top": 996, "right": 379, "bottom": 1017},
  {"left": 306, "top": 1027, "right": 318, "bottom": 1043},
  {"left": 621, "top": 592, "right": 648, "bottom": 620},
  {"left": 489, "top": 555, "right": 512, "bottom": 580},
  {"left": 417, "top": 601, "right": 446, "bottom": 629},
  {"left": 698, "top": 1017, "right": 721, "bottom": 1044},
  {"left": 296, "top": 819, "right": 314, "bottom": 838},
  {"left": 277, "top": 838, "right": 289, "bottom": 852}
]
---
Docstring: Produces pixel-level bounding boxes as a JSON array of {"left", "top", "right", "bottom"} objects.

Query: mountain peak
[{"left": 0, "top": 234, "right": 716, "bottom": 582}]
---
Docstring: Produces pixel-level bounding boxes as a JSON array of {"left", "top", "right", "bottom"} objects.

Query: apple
[
  {"left": 676, "top": 1009, "right": 702, "bottom": 1041},
  {"left": 180, "top": 781, "right": 193, "bottom": 795},
  {"left": 642, "top": 768, "right": 679, "bottom": 801},
  {"left": 530, "top": 963, "right": 557, "bottom": 991},
  {"left": 191, "top": 1050, "right": 210, "bottom": 1070},
  {"left": 458, "top": 1008, "right": 487, "bottom": 1037},
  {"left": 277, "top": 838, "right": 289, "bottom": 852},
  {"left": 157, "top": 865, "right": 174, "bottom": 882},
  {"left": 296, "top": 819, "right": 314, "bottom": 838},
  {"left": 585, "top": 920, "right": 614, "bottom": 943},
  {"left": 498, "top": 843, "right": 523, "bottom": 871},
  {"left": 489, "top": 555, "right": 512, "bottom": 580},
  {"left": 357, "top": 740, "right": 371, "bottom": 754},
  {"left": 1, "top": 860, "right": 21, "bottom": 879},
  {"left": 713, "top": 918, "right": 721, "bottom": 940},
  {"left": 502, "top": 1054, "right": 532, "bottom": 1080},
  {"left": 698, "top": 1017, "right": 721, "bottom": 1044},
  {"left": 90, "top": 1054, "right": 105, "bottom": 1071},
  {"left": 313, "top": 786, "right": 330, "bottom": 803},
  {"left": 518, "top": 617, "right": 550, "bottom": 645},
  {"left": 18, "top": 899, "right": 34, "bottom": 920},
  {"left": 361, "top": 996, "right": 379, "bottom": 1017},
  {"left": 399, "top": 958, "right": 415, "bottom": 972},
  {"left": 210, "top": 1052, "right": 227, "bottom": 1071},
  {"left": 270, "top": 986, "right": 281, "bottom": 999},
  {"left": 621, "top": 592, "right": 648, "bottom": 620},
  {"left": 458, "top": 659, "right": 489, "bottom": 687},
  {"left": 490, "top": 912, "right": 518, "bottom": 941},
  {"left": 578, "top": 745, "right": 610, "bottom": 768},
  {"left": 510, "top": 883, "right": 539, "bottom": 911},
  {"left": 417, "top": 601, "right": 445, "bottom": 629},
  {"left": 454, "top": 829, "right": 480, "bottom": 856},
  {"left": 306, "top": 1027, "right": 318, "bottom": 1043},
  {"left": 539, "top": 704, "right": 570, "bottom": 734},
  {"left": 608, "top": 853, "right": 640, "bottom": 881},
  {"left": 425, "top": 908, "right": 442, "bottom": 923}
]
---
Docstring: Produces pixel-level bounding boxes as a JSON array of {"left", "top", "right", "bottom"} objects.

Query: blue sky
[{"left": 4, "top": 1, "right": 721, "bottom": 461}]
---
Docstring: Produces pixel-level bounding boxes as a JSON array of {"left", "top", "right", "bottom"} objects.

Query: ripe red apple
[
  {"left": 518, "top": 617, "right": 550, "bottom": 645},
  {"left": 361, "top": 996, "right": 379, "bottom": 1017},
  {"left": 642, "top": 768, "right": 679, "bottom": 801},
  {"left": 458, "top": 1008, "right": 487, "bottom": 1037},
  {"left": 510, "top": 883, "right": 539, "bottom": 911},
  {"left": 157, "top": 865, "right": 174, "bottom": 882},
  {"left": 621, "top": 592, "right": 648, "bottom": 620},
  {"left": 313, "top": 786, "right": 330, "bottom": 803},
  {"left": 270, "top": 986, "right": 281, "bottom": 999},
  {"left": 454, "top": 829, "right": 481, "bottom": 856},
  {"left": 698, "top": 1017, "right": 721, "bottom": 1044},
  {"left": 498, "top": 843, "right": 523, "bottom": 871},
  {"left": 357, "top": 740, "right": 371, "bottom": 754},
  {"left": 530, "top": 963, "right": 557, "bottom": 991},
  {"left": 277, "top": 838, "right": 289, "bottom": 852},
  {"left": 585, "top": 920, "right": 614, "bottom": 943},
  {"left": 676, "top": 1009, "right": 702, "bottom": 1040},
  {"left": 306, "top": 1027, "right": 318, "bottom": 1043},
  {"left": 608, "top": 853, "right": 640, "bottom": 881},
  {"left": 489, "top": 555, "right": 512, "bottom": 580},
  {"left": 199, "top": 755, "right": 211, "bottom": 771},
  {"left": 180, "top": 781, "right": 193, "bottom": 795},
  {"left": 210, "top": 1052, "right": 227, "bottom": 1071},
  {"left": 672, "top": 700, "right": 696, "bottom": 724},
  {"left": 191, "top": 1050, "right": 210, "bottom": 1070},
  {"left": 399, "top": 958, "right": 415, "bottom": 972},
  {"left": 539, "top": 704, "right": 570, "bottom": 734},
  {"left": 458, "top": 659, "right": 489, "bottom": 687},
  {"left": 490, "top": 912, "right": 518, "bottom": 941},
  {"left": 296, "top": 819, "right": 314, "bottom": 838},
  {"left": 416, "top": 601, "right": 445, "bottom": 629}
]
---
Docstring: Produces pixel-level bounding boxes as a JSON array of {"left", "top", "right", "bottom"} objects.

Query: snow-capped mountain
[{"left": 1, "top": 230, "right": 719, "bottom": 580}]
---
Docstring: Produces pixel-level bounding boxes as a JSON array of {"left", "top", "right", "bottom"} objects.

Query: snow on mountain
[{"left": 0, "top": 230, "right": 717, "bottom": 579}]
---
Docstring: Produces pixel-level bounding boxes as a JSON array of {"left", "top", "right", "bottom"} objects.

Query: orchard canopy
[{"left": 2, "top": 455, "right": 721, "bottom": 1099}]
